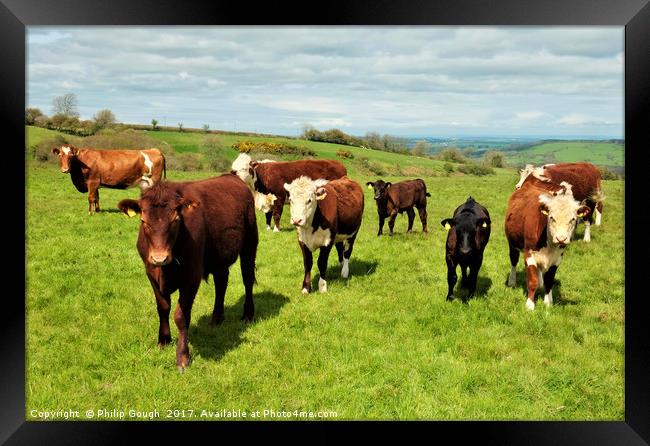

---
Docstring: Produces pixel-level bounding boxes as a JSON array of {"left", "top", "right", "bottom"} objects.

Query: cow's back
[
  {"left": 256, "top": 159, "right": 347, "bottom": 195},
  {"left": 388, "top": 179, "right": 427, "bottom": 209},
  {"left": 543, "top": 162, "right": 601, "bottom": 200},
  {"left": 78, "top": 148, "right": 161, "bottom": 187}
]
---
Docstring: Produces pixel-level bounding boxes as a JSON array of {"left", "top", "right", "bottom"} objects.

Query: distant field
[
  {"left": 26, "top": 148, "right": 624, "bottom": 420},
  {"left": 504, "top": 141, "right": 624, "bottom": 168}
]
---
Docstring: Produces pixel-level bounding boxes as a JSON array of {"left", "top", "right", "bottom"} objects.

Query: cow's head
[
  {"left": 231, "top": 153, "right": 255, "bottom": 189},
  {"left": 254, "top": 191, "right": 277, "bottom": 213},
  {"left": 441, "top": 212, "right": 491, "bottom": 258},
  {"left": 514, "top": 164, "right": 535, "bottom": 190},
  {"left": 538, "top": 185, "right": 590, "bottom": 248},
  {"left": 366, "top": 180, "right": 391, "bottom": 200},
  {"left": 51, "top": 144, "right": 79, "bottom": 173},
  {"left": 118, "top": 182, "right": 198, "bottom": 266},
  {"left": 284, "top": 176, "right": 329, "bottom": 227}
]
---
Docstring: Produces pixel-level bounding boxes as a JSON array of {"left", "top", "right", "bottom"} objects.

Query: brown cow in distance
[
  {"left": 366, "top": 179, "right": 430, "bottom": 235},
  {"left": 117, "top": 174, "right": 258, "bottom": 371},
  {"left": 515, "top": 162, "right": 605, "bottom": 241},
  {"left": 505, "top": 180, "right": 590, "bottom": 311},
  {"left": 284, "top": 176, "right": 364, "bottom": 294},
  {"left": 231, "top": 153, "right": 347, "bottom": 232},
  {"left": 52, "top": 144, "right": 166, "bottom": 213}
]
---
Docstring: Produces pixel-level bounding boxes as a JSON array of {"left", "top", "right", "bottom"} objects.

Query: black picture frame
[{"left": 7, "top": 0, "right": 649, "bottom": 443}]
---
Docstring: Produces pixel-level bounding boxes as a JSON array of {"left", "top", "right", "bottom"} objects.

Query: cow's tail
[
  {"left": 162, "top": 154, "right": 167, "bottom": 179},
  {"left": 589, "top": 188, "right": 606, "bottom": 205}
]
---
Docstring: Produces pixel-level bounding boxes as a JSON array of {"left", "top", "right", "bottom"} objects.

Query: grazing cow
[
  {"left": 283, "top": 176, "right": 364, "bottom": 294},
  {"left": 515, "top": 162, "right": 605, "bottom": 241},
  {"left": 365, "top": 179, "right": 430, "bottom": 235},
  {"left": 52, "top": 144, "right": 166, "bottom": 213},
  {"left": 117, "top": 174, "right": 258, "bottom": 371},
  {"left": 231, "top": 153, "right": 347, "bottom": 232},
  {"left": 505, "top": 181, "right": 590, "bottom": 310},
  {"left": 440, "top": 197, "right": 491, "bottom": 302}
]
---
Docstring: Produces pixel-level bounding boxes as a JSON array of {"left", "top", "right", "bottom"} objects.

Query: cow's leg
[
  {"left": 265, "top": 211, "right": 273, "bottom": 231},
  {"left": 595, "top": 202, "right": 603, "bottom": 226},
  {"left": 87, "top": 181, "right": 99, "bottom": 214},
  {"left": 417, "top": 206, "right": 428, "bottom": 233},
  {"left": 335, "top": 242, "right": 344, "bottom": 267},
  {"left": 93, "top": 187, "right": 100, "bottom": 212},
  {"left": 341, "top": 235, "right": 357, "bottom": 279},
  {"left": 466, "top": 255, "right": 482, "bottom": 301},
  {"left": 272, "top": 197, "right": 284, "bottom": 232},
  {"left": 239, "top": 236, "right": 257, "bottom": 322},
  {"left": 149, "top": 280, "right": 172, "bottom": 346},
  {"left": 388, "top": 211, "right": 398, "bottom": 235},
  {"left": 299, "top": 241, "right": 313, "bottom": 294},
  {"left": 543, "top": 266, "right": 558, "bottom": 307},
  {"left": 210, "top": 267, "right": 229, "bottom": 325},
  {"left": 524, "top": 255, "right": 539, "bottom": 311},
  {"left": 378, "top": 215, "right": 385, "bottom": 236},
  {"left": 445, "top": 255, "right": 457, "bottom": 301},
  {"left": 583, "top": 220, "right": 591, "bottom": 242},
  {"left": 507, "top": 244, "right": 519, "bottom": 287},
  {"left": 173, "top": 284, "right": 199, "bottom": 371},
  {"left": 406, "top": 208, "right": 415, "bottom": 233},
  {"left": 460, "top": 264, "right": 468, "bottom": 288},
  {"left": 317, "top": 244, "right": 333, "bottom": 292}
]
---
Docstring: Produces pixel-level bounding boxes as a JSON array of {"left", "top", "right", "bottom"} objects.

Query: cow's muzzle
[
  {"left": 150, "top": 253, "right": 172, "bottom": 266},
  {"left": 291, "top": 218, "right": 304, "bottom": 227}
]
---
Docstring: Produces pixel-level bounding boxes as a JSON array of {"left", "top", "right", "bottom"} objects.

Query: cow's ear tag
[
  {"left": 444, "top": 223, "right": 451, "bottom": 230},
  {"left": 482, "top": 222, "right": 487, "bottom": 228},
  {"left": 367, "top": 185, "right": 373, "bottom": 190},
  {"left": 127, "top": 209, "right": 136, "bottom": 217},
  {"left": 541, "top": 209, "right": 549, "bottom": 216}
]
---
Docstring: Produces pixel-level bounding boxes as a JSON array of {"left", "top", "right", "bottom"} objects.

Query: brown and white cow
[
  {"left": 52, "top": 144, "right": 166, "bottom": 213},
  {"left": 365, "top": 179, "right": 430, "bottom": 235},
  {"left": 231, "top": 153, "right": 347, "bottom": 232},
  {"left": 283, "top": 176, "right": 364, "bottom": 294},
  {"left": 515, "top": 162, "right": 605, "bottom": 241},
  {"left": 505, "top": 180, "right": 590, "bottom": 310},
  {"left": 117, "top": 174, "right": 258, "bottom": 371}
]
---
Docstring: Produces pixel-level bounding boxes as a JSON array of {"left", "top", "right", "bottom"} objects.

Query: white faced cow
[{"left": 283, "top": 176, "right": 364, "bottom": 294}]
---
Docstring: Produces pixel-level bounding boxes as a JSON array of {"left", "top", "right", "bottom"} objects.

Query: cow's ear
[
  {"left": 539, "top": 203, "right": 550, "bottom": 216},
  {"left": 316, "top": 187, "right": 328, "bottom": 201},
  {"left": 250, "top": 160, "right": 259, "bottom": 169},
  {"left": 179, "top": 198, "right": 199, "bottom": 212},
  {"left": 52, "top": 147, "right": 60, "bottom": 155},
  {"left": 386, "top": 182, "right": 392, "bottom": 188},
  {"left": 576, "top": 205, "right": 590, "bottom": 218},
  {"left": 477, "top": 217, "right": 491, "bottom": 228},
  {"left": 441, "top": 218, "right": 455, "bottom": 230},
  {"left": 118, "top": 199, "right": 141, "bottom": 217},
  {"left": 366, "top": 181, "right": 374, "bottom": 189},
  {"left": 68, "top": 145, "right": 79, "bottom": 156}
]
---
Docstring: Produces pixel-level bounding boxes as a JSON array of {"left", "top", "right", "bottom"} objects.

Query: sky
[{"left": 27, "top": 27, "right": 624, "bottom": 139}]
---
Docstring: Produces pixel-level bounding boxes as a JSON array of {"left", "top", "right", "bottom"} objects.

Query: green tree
[
  {"left": 203, "top": 124, "right": 210, "bottom": 133},
  {"left": 151, "top": 119, "right": 158, "bottom": 130},
  {"left": 25, "top": 107, "right": 44, "bottom": 125},
  {"left": 178, "top": 122, "right": 184, "bottom": 132},
  {"left": 411, "top": 140, "right": 431, "bottom": 157},
  {"left": 93, "top": 109, "right": 117, "bottom": 130}
]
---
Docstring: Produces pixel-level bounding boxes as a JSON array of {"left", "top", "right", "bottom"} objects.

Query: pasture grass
[
  {"left": 26, "top": 160, "right": 624, "bottom": 421},
  {"left": 505, "top": 141, "right": 624, "bottom": 168}
]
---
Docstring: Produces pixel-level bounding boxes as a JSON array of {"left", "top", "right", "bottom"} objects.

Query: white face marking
[
  {"left": 284, "top": 176, "right": 327, "bottom": 227},
  {"left": 508, "top": 266, "right": 517, "bottom": 287},
  {"left": 231, "top": 153, "right": 254, "bottom": 187},
  {"left": 543, "top": 290, "right": 553, "bottom": 307},
  {"left": 525, "top": 299, "right": 535, "bottom": 311},
  {"left": 318, "top": 278, "right": 327, "bottom": 293},
  {"left": 539, "top": 192, "right": 581, "bottom": 246},
  {"left": 341, "top": 258, "right": 349, "bottom": 279},
  {"left": 61, "top": 146, "right": 71, "bottom": 155},
  {"left": 141, "top": 151, "right": 153, "bottom": 175},
  {"left": 254, "top": 192, "right": 276, "bottom": 213},
  {"left": 595, "top": 208, "right": 602, "bottom": 226}
]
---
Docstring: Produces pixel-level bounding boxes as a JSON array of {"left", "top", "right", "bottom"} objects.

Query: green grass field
[
  {"left": 26, "top": 149, "right": 624, "bottom": 420},
  {"left": 504, "top": 141, "right": 624, "bottom": 168}
]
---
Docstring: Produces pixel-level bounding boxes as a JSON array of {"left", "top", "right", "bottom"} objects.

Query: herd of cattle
[{"left": 51, "top": 145, "right": 606, "bottom": 370}]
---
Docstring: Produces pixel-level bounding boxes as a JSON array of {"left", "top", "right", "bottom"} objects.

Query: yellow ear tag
[
  {"left": 367, "top": 185, "right": 373, "bottom": 189},
  {"left": 482, "top": 222, "right": 487, "bottom": 228},
  {"left": 127, "top": 209, "right": 136, "bottom": 217},
  {"left": 541, "top": 209, "right": 549, "bottom": 216},
  {"left": 444, "top": 223, "right": 451, "bottom": 230}
]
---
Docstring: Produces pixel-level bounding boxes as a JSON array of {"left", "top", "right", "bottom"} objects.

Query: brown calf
[
  {"left": 505, "top": 180, "right": 590, "bottom": 310},
  {"left": 366, "top": 179, "right": 430, "bottom": 235},
  {"left": 231, "top": 154, "right": 347, "bottom": 232},
  {"left": 516, "top": 162, "right": 604, "bottom": 241},
  {"left": 283, "top": 176, "right": 364, "bottom": 294},
  {"left": 118, "top": 174, "right": 258, "bottom": 371},
  {"left": 52, "top": 144, "right": 166, "bottom": 213}
]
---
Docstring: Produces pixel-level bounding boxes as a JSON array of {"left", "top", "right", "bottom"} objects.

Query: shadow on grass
[
  {"left": 316, "top": 259, "right": 379, "bottom": 287},
  {"left": 191, "top": 290, "right": 289, "bottom": 362},
  {"left": 450, "top": 274, "right": 492, "bottom": 303}
]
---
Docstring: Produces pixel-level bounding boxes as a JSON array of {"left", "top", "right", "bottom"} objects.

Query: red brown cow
[
  {"left": 52, "top": 144, "right": 166, "bottom": 213},
  {"left": 283, "top": 176, "right": 364, "bottom": 294},
  {"left": 117, "top": 174, "right": 258, "bottom": 371},
  {"left": 231, "top": 153, "right": 347, "bottom": 232},
  {"left": 515, "top": 162, "right": 605, "bottom": 241},
  {"left": 365, "top": 179, "right": 430, "bottom": 235},
  {"left": 505, "top": 180, "right": 590, "bottom": 310}
]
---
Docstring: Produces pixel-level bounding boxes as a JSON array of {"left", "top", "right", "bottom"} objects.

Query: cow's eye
[
  {"left": 550, "top": 216, "right": 555, "bottom": 222},
  {"left": 307, "top": 199, "right": 312, "bottom": 204}
]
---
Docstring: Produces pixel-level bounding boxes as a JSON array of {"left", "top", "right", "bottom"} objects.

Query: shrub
[
  {"left": 599, "top": 166, "right": 621, "bottom": 180},
  {"left": 25, "top": 107, "right": 44, "bottom": 125},
  {"left": 436, "top": 148, "right": 468, "bottom": 164},
  {"left": 232, "top": 140, "right": 316, "bottom": 157},
  {"left": 458, "top": 163, "right": 495, "bottom": 176},
  {"left": 336, "top": 149, "right": 354, "bottom": 159},
  {"left": 484, "top": 150, "right": 506, "bottom": 168},
  {"left": 30, "top": 135, "right": 68, "bottom": 163},
  {"left": 80, "top": 129, "right": 162, "bottom": 149},
  {"left": 200, "top": 135, "right": 230, "bottom": 172},
  {"left": 443, "top": 162, "right": 455, "bottom": 174}
]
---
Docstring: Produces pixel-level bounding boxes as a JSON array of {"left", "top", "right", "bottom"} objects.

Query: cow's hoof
[
  {"left": 446, "top": 295, "right": 454, "bottom": 301},
  {"left": 157, "top": 336, "right": 172, "bottom": 347},
  {"left": 210, "top": 314, "right": 225, "bottom": 325},
  {"left": 525, "top": 299, "right": 535, "bottom": 311},
  {"left": 273, "top": 226, "right": 280, "bottom": 233},
  {"left": 318, "top": 278, "right": 327, "bottom": 293},
  {"left": 240, "top": 314, "right": 254, "bottom": 322},
  {"left": 176, "top": 356, "right": 190, "bottom": 371},
  {"left": 266, "top": 225, "right": 271, "bottom": 231},
  {"left": 301, "top": 288, "right": 309, "bottom": 294}
]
